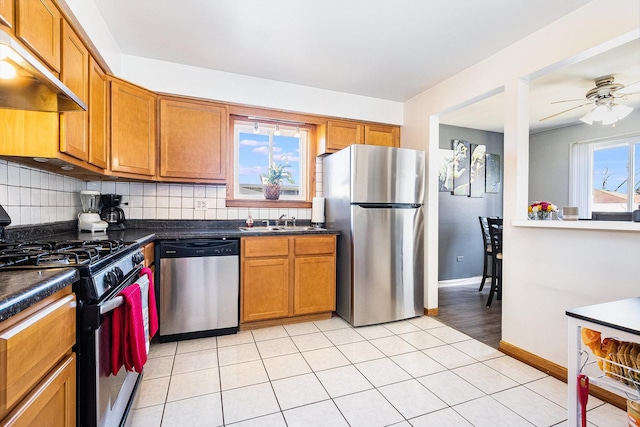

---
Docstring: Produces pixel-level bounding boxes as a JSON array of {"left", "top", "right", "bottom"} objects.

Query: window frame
[{"left": 226, "top": 114, "right": 317, "bottom": 208}]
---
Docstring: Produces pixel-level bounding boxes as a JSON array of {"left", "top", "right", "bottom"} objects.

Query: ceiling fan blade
[
  {"left": 617, "top": 81, "right": 640, "bottom": 94},
  {"left": 539, "top": 103, "right": 592, "bottom": 122},
  {"left": 550, "top": 99, "right": 585, "bottom": 104}
]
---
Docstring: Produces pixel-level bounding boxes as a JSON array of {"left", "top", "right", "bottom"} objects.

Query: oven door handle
[{"left": 100, "top": 296, "right": 124, "bottom": 315}]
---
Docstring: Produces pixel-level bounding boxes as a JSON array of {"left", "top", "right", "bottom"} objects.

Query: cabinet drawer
[
  {"left": 0, "top": 294, "right": 75, "bottom": 419},
  {"left": 143, "top": 242, "right": 155, "bottom": 267},
  {"left": 294, "top": 236, "right": 336, "bottom": 256},
  {"left": 242, "top": 237, "right": 289, "bottom": 258}
]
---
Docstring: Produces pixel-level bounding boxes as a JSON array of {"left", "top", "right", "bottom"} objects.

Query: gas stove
[{"left": 0, "top": 239, "right": 144, "bottom": 302}]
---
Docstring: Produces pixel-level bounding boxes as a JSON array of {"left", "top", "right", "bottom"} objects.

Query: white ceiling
[{"left": 91, "top": 0, "right": 591, "bottom": 103}]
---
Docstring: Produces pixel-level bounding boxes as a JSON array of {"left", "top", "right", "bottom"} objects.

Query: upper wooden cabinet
[
  {"left": 88, "top": 56, "right": 108, "bottom": 169},
  {"left": 59, "top": 20, "right": 89, "bottom": 162},
  {"left": 364, "top": 124, "right": 399, "bottom": 147},
  {"left": 0, "top": 0, "right": 14, "bottom": 29},
  {"left": 159, "top": 97, "right": 228, "bottom": 182},
  {"left": 110, "top": 78, "right": 157, "bottom": 177},
  {"left": 326, "top": 120, "right": 362, "bottom": 152},
  {"left": 15, "top": 0, "right": 61, "bottom": 73}
]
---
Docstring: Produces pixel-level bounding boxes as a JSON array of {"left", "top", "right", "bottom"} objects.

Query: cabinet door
[
  {"left": 294, "top": 255, "right": 336, "bottom": 315},
  {"left": 242, "top": 258, "right": 290, "bottom": 322},
  {"left": 110, "top": 79, "right": 157, "bottom": 176},
  {"left": 59, "top": 20, "right": 89, "bottom": 162},
  {"left": 364, "top": 124, "right": 399, "bottom": 147},
  {"left": 0, "top": 0, "right": 13, "bottom": 29},
  {"left": 159, "top": 98, "right": 228, "bottom": 181},
  {"left": 15, "top": 0, "right": 61, "bottom": 72},
  {"left": 88, "top": 56, "right": 108, "bottom": 169},
  {"left": 326, "top": 120, "right": 362, "bottom": 151},
  {"left": 1, "top": 354, "right": 76, "bottom": 427}
]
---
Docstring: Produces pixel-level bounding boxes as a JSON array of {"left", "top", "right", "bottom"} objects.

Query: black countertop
[
  {"left": 566, "top": 298, "right": 640, "bottom": 336},
  {"left": 0, "top": 268, "right": 78, "bottom": 322}
]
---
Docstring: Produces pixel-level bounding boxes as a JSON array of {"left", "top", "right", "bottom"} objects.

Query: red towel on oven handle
[
  {"left": 111, "top": 284, "right": 147, "bottom": 375},
  {"left": 140, "top": 267, "right": 158, "bottom": 338}
]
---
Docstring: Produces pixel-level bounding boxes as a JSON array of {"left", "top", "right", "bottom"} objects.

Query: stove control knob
[
  {"left": 132, "top": 251, "right": 145, "bottom": 265},
  {"left": 104, "top": 271, "right": 117, "bottom": 289},
  {"left": 113, "top": 266, "right": 124, "bottom": 282}
]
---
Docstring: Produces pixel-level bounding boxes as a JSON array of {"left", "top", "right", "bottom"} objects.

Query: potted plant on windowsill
[{"left": 262, "top": 162, "right": 295, "bottom": 200}]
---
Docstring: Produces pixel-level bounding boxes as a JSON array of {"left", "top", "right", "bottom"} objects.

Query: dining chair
[
  {"left": 478, "top": 216, "right": 497, "bottom": 292},
  {"left": 486, "top": 217, "right": 503, "bottom": 308}
]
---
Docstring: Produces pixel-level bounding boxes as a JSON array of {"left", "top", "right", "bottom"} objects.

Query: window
[
  {"left": 571, "top": 135, "right": 640, "bottom": 215},
  {"left": 232, "top": 119, "right": 308, "bottom": 202}
]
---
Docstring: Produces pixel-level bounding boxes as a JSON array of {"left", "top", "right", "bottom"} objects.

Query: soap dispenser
[
  {"left": 633, "top": 205, "right": 640, "bottom": 222},
  {"left": 246, "top": 212, "right": 254, "bottom": 227}
]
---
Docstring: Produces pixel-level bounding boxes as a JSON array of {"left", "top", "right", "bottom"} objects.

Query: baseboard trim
[
  {"left": 499, "top": 340, "right": 626, "bottom": 410},
  {"left": 425, "top": 307, "right": 438, "bottom": 316}
]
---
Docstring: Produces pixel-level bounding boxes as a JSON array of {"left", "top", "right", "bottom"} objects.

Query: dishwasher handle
[{"left": 160, "top": 239, "right": 239, "bottom": 258}]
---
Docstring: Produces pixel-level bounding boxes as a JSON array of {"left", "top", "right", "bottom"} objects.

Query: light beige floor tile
[
  {"left": 390, "top": 351, "right": 447, "bottom": 378},
  {"left": 217, "top": 330, "right": 254, "bottom": 347},
  {"left": 382, "top": 320, "right": 421, "bottom": 335},
  {"left": 482, "top": 355, "right": 548, "bottom": 383},
  {"left": 135, "top": 377, "right": 170, "bottom": 408},
  {"left": 410, "top": 407, "right": 474, "bottom": 426},
  {"left": 222, "top": 383, "right": 280, "bottom": 424},
  {"left": 397, "top": 330, "right": 446, "bottom": 350},
  {"left": 166, "top": 367, "right": 220, "bottom": 402},
  {"left": 493, "top": 385, "right": 566, "bottom": 426},
  {"left": 263, "top": 352, "right": 312, "bottom": 381},
  {"left": 220, "top": 359, "right": 269, "bottom": 390},
  {"left": 313, "top": 316, "right": 351, "bottom": 331},
  {"left": 171, "top": 348, "right": 218, "bottom": 374},
  {"left": 453, "top": 362, "right": 519, "bottom": 394},
  {"left": 418, "top": 371, "right": 484, "bottom": 406},
  {"left": 283, "top": 400, "right": 349, "bottom": 427},
  {"left": 143, "top": 355, "right": 174, "bottom": 380},
  {"left": 226, "top": 412, "right": 287, "bottom": 427},
  {"left": 586, "top": 402, "right": 629, "bottom": 427},
  {"left": 427, "top": 325, "right": 472, "bottom": 343},
  {"left": 256, "top": 337, "right": 298, "bottom": 358},
  {"left": 148, "top": 341, "right": 177, "bottom": 358},
  {"left": 355, "top": 357, "right": 411, "bottom": 387},
  {"left": 337, "top": 340, "right": 385, "bottom": 364},
  {"left": 217, "top": 342, "right": 260, "bottom": 366},
  {"left": 422, "top": 344, "right": 477, "bottom": 369},
  {"left": 353, "top": 324, "right": 394, "bottom": 340},
  {"left": 130, "top": 404, "right": 163, "bottom": 427},
  {"left": 176, "top": 336, "right": 217, "bottom": 354},
  {"left": 271, "top": 373, "right": 330, "bottom": 410},
  {"left": 291, "top": 332, "right": 333, "bottom": 352},
  {"left": 283, "top": 322, "right": 320, "bottom": 336},
  {"left": 369, "top": 335, "right": 418, "bottom": 356},
  {"left": 251, "top": 326, "right": 288, "bottom": 341},
  {"left": 387, "top": 422, "right": 411, "bottom": 427},
  {"left": 161, "top": 393, "right": 223, "bottom": 427},
  {"left": 453, "top": 339, "right": 504, "bottom": 361},
  {"left": 301, "top": 346, "right": 350, "bottom": 371},
  {"left": 315, "top": 365, "right": 373, "bottom": 397},
  {"left": 334, "top": 389, "right": 404, "bottom": 427},
  {"left": 452, "top": 395, "right": 533, "bottom": 427},
  {"left": 378, "top": 379, "right": 447, "bottom": 419},
  {"left": 323, "top": 327, "right": 365, "bottom": 345},
  {"left": 525, "top": 375, "right": 606, "bottom": 411},
  {"left": 407, "top": 316, "right": 445, "bottom": 330}
]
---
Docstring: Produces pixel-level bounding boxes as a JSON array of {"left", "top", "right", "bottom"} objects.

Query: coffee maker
[
  {"left": 100, "top": 194, "right": 126, "bottom": 229},
  {"left": 78, "top": 190, "right": 108, "bottom": 233}
]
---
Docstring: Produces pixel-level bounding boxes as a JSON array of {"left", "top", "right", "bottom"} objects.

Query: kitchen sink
[{"left": 238, "top": 226, "right": 324, "bottom": 232}]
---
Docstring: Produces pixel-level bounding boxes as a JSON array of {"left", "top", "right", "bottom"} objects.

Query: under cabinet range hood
[{"left": 0, "top": 31, "right": 86, "bottom": 112}]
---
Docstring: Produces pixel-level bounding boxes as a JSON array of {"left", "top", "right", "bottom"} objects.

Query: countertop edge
[{"left": 512, "top": 219, "right": 640, "bottom": 232}]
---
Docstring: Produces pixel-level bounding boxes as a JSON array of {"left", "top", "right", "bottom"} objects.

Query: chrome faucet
[
  {"left": 276, "top": 214, "right": 287, "bottom": 226},
  {"left": 284, "top": 216, "right": 296, "bottom": 227},
  {"left": 291, "top": 216, "right": 296, "bottom": 227}
]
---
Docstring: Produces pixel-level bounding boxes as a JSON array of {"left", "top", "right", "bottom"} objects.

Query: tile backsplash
[{"left": 1, "top": 158, "right": 324, "bottom": 227}]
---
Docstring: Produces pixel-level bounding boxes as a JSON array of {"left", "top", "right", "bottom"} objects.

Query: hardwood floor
[{"left": 436, "top": 283, "right": 502, "bottom": 349}]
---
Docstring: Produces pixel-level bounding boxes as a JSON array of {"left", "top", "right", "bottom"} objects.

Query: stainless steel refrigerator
[{"left": 323, "top": 144, "right": 425, "bottom": 327}]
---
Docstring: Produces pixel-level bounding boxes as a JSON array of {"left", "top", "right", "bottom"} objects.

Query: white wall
[{"left": 404, "top": 0, "right": 640, "bottom": 367}]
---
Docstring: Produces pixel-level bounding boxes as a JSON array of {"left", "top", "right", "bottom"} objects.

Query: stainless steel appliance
[
  {"left": 323, "top": 145, "right": 425, "bottom": 327},
  {"left": 100, "top": 194, "right": 126, "bottom": 229},
  {"left": 158, "top": 239, "right": 239, "bottom": 342},
  {"left": 0, "top": 237, "right": 146, "bottom": 427}
]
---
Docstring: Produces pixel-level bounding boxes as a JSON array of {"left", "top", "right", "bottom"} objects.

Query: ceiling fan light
[
  {"left": 613, "top": 104, "right": 633, "bottom": 120},
  {"left": 590, "top": 104, "right": 609, "bottom": 122},
  {"left": 601, "top": 113, "right": 618, "bottom": 125},
  {"left": 579, "top": 110, "right": 594, "bottom": 125}
]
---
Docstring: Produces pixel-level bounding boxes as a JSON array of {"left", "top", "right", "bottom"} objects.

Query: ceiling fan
[{"left": 539, "top": 76, "right": 640, "bottom": 123}]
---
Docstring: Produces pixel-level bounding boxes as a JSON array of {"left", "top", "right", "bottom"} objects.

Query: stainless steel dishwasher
[{"left": 158, "top": 239, "right": 239, "bottom": 342}]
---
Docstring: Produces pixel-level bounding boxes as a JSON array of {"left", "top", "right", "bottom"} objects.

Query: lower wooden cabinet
[{"left": 241, "top": 235, "right": 336, "bottom": 325}]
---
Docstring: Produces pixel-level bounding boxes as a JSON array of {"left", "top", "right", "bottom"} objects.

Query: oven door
[{"left": 78, "top": 266, "right": 147, "bottom": 427}]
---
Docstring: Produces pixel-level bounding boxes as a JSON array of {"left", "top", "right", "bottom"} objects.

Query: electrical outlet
[
  {"left": 195, "top": 199, "right": 207, "bottom": 211},
  {"left": 456, "top": 256, "right": 464, "bottom": 262}
]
